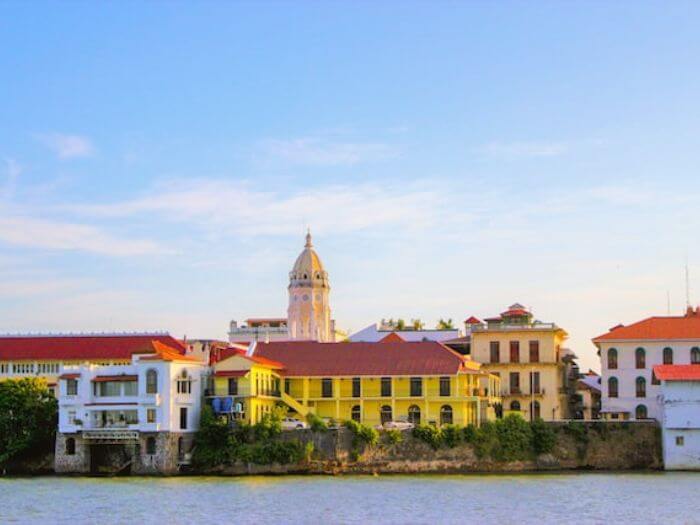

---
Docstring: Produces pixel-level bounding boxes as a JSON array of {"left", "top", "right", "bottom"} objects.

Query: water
[{"left": 0, "top": 473, "right": 699, "bottom": 524}]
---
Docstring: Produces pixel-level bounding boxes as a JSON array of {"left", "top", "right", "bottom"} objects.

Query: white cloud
[
  {"left": 39, "top": 133, "right": 95, "bottom": 159},
  {"left": 478, "top": 140, "right": 569, "bottom": 158},
  {"left": 70, "top": 179, "right": 453, "bottom": 237},
  {"left": 0, "top": 215, "right": 167, "bottom": 256},
  {"left": 257, "top": 138, "right": 397, "bottom": 166}
]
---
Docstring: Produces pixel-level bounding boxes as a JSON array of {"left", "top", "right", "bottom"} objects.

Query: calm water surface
[{"left": 0, "top": 473, "right": 698, "bottom": 524}]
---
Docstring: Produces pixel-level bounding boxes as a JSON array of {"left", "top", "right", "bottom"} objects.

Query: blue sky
[{"left": 2, "top": 2, "right": 700, "bottom": 371}]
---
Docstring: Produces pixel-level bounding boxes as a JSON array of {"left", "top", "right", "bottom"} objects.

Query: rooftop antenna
[
  {"left": 666, "top": 290, "right": 671, "bottom": 316},
  {"left": 686, "top": 256, "right": 691, "bottom": 309}
]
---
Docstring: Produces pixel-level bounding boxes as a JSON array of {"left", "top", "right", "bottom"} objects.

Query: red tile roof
[
  {"left": 593, "top": 314, "right": 700, "bottom": 342},
  {"left": 59, "top": 373, "right": 80, "bottom": 380},
  {"left": 140, "top": 340, "right": 202, "bottom": 363},
  {"left": 464, "top": 316, "right": 482, "bottom": 325},
  {"left": 214, "top": 346, "right": 284, "bottom": 369},
  {"left": 653, "top": 365, "right": 700, "bottom": 381},
  {"left": 378, "top": 332, "right": 406, "bottom": 343},
  {"left": 253, "top": 341, "right": 466, "bottom": 377},
  {"left": 0, "top": 334, "right": 186, "bottom": 361}
]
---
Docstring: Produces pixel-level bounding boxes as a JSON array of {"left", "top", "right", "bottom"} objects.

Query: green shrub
[
  {"left": 441, "top": 425, "right": 462, "bottom": 448},
  {"left": 494, "top": 414, "right": 533, "bottom": 461},
  {"left": 563, "top": 421, "right": 588, "bottom": 443},
  {"left": 306, "top": 412, "right": 328, "bottom": 432},
  {"left": 530, "top": 419, "right": 556, "bottom": 455},
  {"left": 253, "top": 412, "right": 282, "bottom": 441},
  {"left": 303, "top": 441, "right": 315, "bottom": 462},
  {"left": 386, "top": 429, "right": 403, "bottom": 445},
  {"left": 462, "top": 424, "right": 478, "bottom": 444},
  {"left": 413, "top": 424, "right": 442, "bottom": 450},
  {"left": 247, "top": 440, "right": 304, "bottom": 465},
  {"left": 473, "top": 421, "right": 499, "bottom": 459}
]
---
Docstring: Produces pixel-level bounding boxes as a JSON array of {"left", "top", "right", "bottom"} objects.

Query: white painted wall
[
  {"left": 660, "top": 380, "right": 700, "bottom": 470},
  {"left": 349, "top": 324, "right": 460, "bottom": 343}
]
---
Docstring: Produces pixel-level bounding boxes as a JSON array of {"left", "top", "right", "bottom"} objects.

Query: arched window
[
  {"left": 146, "top": 436, "right": 156, "bottom": 455},
  {"left": 635, "top": 404, "right": 648, "bottom": 420},
  {"left": 636, "top": 376, "right": 646, "bottom": 398},
  {"left": 65, "top": 437, "right": 75, "bottom": 456},
  {"left": 351, "top": 405, "right": 361, "bottom": 422},
  {"left": 608, "top": 377, "right": 619, "bottom": 398},
  {"left": 530, "top": 401, "right": 541, "bottom": 421},
  {"left": 692, "top": 347, "right": 700, "bottom": 364},
  {"left": 380, "top": 405, "right": 392, "bottom": 424},
  {"left": 440, "top": 405, "right": 453, "bottom": 425},
  {"left": 146, "top": 369, "right": 158, "bottom": 394},
  {"left": 408, "top": 405, "right": 421, "bottom": 425},
  {"left": 608, "top": 348, "right": 618, "bottom": 369},
  {"left": 635, "top": 348, "right": 646, "bottom": 369},
  {"left": 663, "top": 347, "right": 673, "bottom": 365},
  {"left": 510, "top": 400, "right": 521, "bottom": 411}
]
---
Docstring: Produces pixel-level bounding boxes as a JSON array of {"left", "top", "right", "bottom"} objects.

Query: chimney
[{"left": 687, "top": 305, "right": 695, "bottom": 317}]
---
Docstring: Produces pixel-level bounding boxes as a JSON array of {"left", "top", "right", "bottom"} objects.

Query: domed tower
[{"left": 287, "top": 230, "right": 333, "bottom": 341}]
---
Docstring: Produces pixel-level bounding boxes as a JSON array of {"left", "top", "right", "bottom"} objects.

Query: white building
[
  {"left": 654, "top": 364, "right": 700, "bottom": 470},
  {"left": 228, "top": 318, "right": 289, "bottom": 343},
  {"left": 593, "top": 307, "right": 700, "bottom": 421},
  {"left": 55, "top": 341, "right": 208, "bottom": 475},
  {"left": 349, "top": 322, "right": 461, "bottom": 343}
]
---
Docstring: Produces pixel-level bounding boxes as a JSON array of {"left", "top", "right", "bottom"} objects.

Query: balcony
[
  {"left": 501, "top": 388, "right": 546, "bottom": 396},
  {"left": 472, "top": 322, "right": 559, "bottom": 332},
  {"left": 82, "top": 429, "right": 140, "bottom": 443}
]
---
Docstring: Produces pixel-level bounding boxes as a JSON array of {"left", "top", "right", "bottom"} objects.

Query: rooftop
[
  {"left": 593, "top": 307, "right": 700, "bottom": 342},
  {"left": 653, "top": 364, "right": 700, "bottom": 381}
]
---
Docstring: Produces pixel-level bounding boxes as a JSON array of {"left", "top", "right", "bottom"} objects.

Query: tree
[
  {"left": 411, "top": 319, "right": 425, "bottom": 330},
  {"left": 396, "top": 318, "right": 406, "bottom": 330},
  {"left": 437, "top": 318, "right": 455, "bottom": 330},
  {"left": 0, "top": 378, "right": 57, "bottom": 467}
]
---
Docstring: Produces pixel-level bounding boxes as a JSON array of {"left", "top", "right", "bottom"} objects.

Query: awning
[
  {"left": 92, "top": 374, "right": 138, "bottom": 382},
  {"left": 59, "top": 373, "right": 81, "bottom": 380}
]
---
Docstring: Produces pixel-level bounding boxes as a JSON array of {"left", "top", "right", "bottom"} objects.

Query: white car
[
  {"left": 382, "top": 420, "right": 414, "bottom": 430},
  {"left": 281, "top": 417, "right": 308, "bottom": 430}
]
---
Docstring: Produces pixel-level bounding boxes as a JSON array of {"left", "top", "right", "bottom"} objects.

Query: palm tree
[
  {"left": 437, "top": 318, "right": 455, "bottom": 330},
  {"left": 412, "top": 319, "right": 424, "bottom": 330},
  {"left": 396, "top": 318, "right": 406, "bottom": 330}
]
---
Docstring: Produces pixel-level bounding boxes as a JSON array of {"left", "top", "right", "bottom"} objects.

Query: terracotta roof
[
  {"left": 593, "top": 315, "right": 700, "bottom": 342},
  {"left": 140, "top": 340, "right": 202, "bottom": 363},
  {"left": 92, "top": 374, "right": 138, "bottom": 382},
  {"left": 59, "top": 373, "right": 80, "bottom": 380},
  {"left": 653, "top": 365, "right": 700, "bottom": 381},
  {"left": 378, "top": 332, "right": 406, "bottom": 343},
  {"left": 0, "top": 334, "right": 185, "bottom": 361},
  {"left": 501, "top": 308, "right": 530, "bottom": 317},
  {"left": 253, "top": 341, "right": 466, "bottom": 377},
  {"left": 464, "top": 316, "right": 482, "bottom": 324},
  {"left": 215, "top": 346, "right": 285, "bottom": 369}
]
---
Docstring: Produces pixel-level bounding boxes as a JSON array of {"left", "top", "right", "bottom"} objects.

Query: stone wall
[{"left": 54, "top": 433, "right": 90, "bottom": 474}]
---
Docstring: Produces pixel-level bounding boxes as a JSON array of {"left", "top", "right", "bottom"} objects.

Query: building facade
[
  {"left": 654, "top": 364, "right": 700, "bottom": 470},
  {"left": 209, "top": 341, "right": 501, "bottom": 427},
  {"left": 593, "top": 307, "right": 700, "bottom": 421},
  {"left": 228, "top": 318, "right": 289, "bottom": 343},
  {"left": 349, "top": 321, "right": 461, "bottom": 343},
  {"left": 470, "top": 303, "right": 571, "bottom": 421},
  {"left": 55, "top": 341, "right": 207, "bottom": 475}
]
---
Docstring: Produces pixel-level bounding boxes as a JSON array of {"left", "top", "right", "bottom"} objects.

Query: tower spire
[{"left": 305, "top": 228, "right": 313, "bottom": 248}]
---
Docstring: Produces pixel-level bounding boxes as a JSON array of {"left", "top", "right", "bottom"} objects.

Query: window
[
  {"left": 529, "top": 371, "right": 541, "bottom": 394},
  {"left": 380, "top": 405, "right": 392, "bottom": 424},
  {"left": 352, "top": 377, "right": 361, "bottom": 398},
  {"left": 228, "top": 378, "right": 238, "bottom": 395},
  {"left": 439, "top": 377, "right": 451, "bottom": 397},
  {"left": 408, "top": 405, "right": 421, "bottom": 425},
  {"left": 146, "top": 369, "right": 158, "bottom": 394},
  {"left": 529, "top": 341, "right": 540, "bottom": 363},
  {"left": 489, "top": 341, "right": 500, "bottom": 363},
  {"left": 179, "top": 407, "right": 188, "bottom": 430},
  {"left": 321, "top": 378, "right": 333, "bottom": 398},
  {"left": 65, "top": 437, "right": 75, "bottom": 456},
  {"left": 635, "top": 347, "right": 646, "bottom": 369},
  {"left": 663, "top": 347, "right": 674, "bottom": 365},
  {"left": 351, "top": 405, "right": 361, "bottom": 422},
  {"left": 284, "top": 378, "right": 290, "bottom": 395},
  {"left": 97, "top": 381, "right": 120, "bottom": 397},
  {"left": 509, "top": 341, "right": 520, "bottom": 363},
  {"left": 147, "top": 409, "right": 156, "bottom": 423},
  {"left": 410, "top": 377, "right": 422, "bottom": 397},
  {"left": 440, "top": 405, "right": 453, "bottom": 425},
  {"left": 177, "top": 380, "right": 192, "bottom": 395},
  {"left": 124, "top": 381, "right": 138, "bottom": 396},
  {"left": 0, "top": 363, "right": 8, "bottom": 374},
  {"left": 381, "top": 377, "right": 392, "bottom": 397},
  {"left": 510, "top": 400, "right": 521, "bottom": 411},
  {"left": 607, "top": 348, "right": 618, "bottom": 369},
  {"left": 608, "top": 377, "right": 619, "bottom": 398},
  {"left": 509, "top": 372, "right": 520, "bottom": 394},
  {"left": 146, "top": 436, "right": 156, "bottom": 455},
  {"left": 636, "top": 376, "right": 646, "bottom": 398},
  {"left": 676, "top": 436, "right": 685, "bottom": 446},
  {"left": 66, "top": 379, "right": 78, "bottom": 396},
  {"left": 635, "top": 404, "right": 648, "bottom": 420},
  {"left": 530, "top": 401, "right": 541, "bottom": 421},
  {"left": 652, "top": 371, "right": 660, "bottom": 385},
  {"left": 692, "top": 347, "right": 700, "bottom": 364},
  {"left": 67, "top": 411, "right": 76, "bottom": 425}
]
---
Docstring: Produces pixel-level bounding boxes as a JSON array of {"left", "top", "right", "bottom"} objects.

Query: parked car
[
  {"left": 382, "top": 420, "right": 414, "bottom": 430},
  {"left": 281, "top": 417, "right": 308, "bottom": 430}
]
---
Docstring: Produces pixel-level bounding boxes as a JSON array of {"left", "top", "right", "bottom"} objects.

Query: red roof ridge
[{"left": 654, "top": 364, "right": 700, "bottom": 381}]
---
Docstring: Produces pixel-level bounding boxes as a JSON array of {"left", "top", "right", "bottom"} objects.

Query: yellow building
[
  {"left": 470, "top": 303, "right": 570, "bottom": 421},
  {"left": 0, "top": 334, "right": 187, "bottom": 394},
  {"left": 211, "top": 341, "right": 500, "bottom": 426}
]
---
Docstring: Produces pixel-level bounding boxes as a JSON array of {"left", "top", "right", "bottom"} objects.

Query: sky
[{"left": 2, "top": 2, "right": 700, "bottom": 372}]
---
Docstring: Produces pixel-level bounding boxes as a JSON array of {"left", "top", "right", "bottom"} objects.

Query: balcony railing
[
  {"left": 472, "top": 322, "right": 558, "bottom": 332},
  {"left": 501, "top": 388, "right": 546, "bottom": 396}
]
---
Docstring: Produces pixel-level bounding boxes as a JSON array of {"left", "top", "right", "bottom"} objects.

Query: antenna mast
[{"left": 686, "top": 257, "right": 691, "bottom": 309}]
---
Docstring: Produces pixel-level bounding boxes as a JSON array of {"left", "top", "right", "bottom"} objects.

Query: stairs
[{"left": 280, "top": 392, "right": 311, "bottom": 417}]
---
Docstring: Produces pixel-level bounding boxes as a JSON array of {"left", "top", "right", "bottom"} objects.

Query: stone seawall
[{"left": 209, "top": 422, "right": 663, "bottom": 476}]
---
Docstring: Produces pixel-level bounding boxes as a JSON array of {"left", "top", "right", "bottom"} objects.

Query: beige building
[
  {"left": 287, "top": 231, "right": 335, "bottom": 342},
  {"left": 470, "top": 303, "right": 570, "bottom": 421}
]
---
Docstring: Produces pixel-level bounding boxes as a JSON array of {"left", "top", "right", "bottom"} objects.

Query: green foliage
[
  {"left": 306, "top": 412, "right": 328, "bottom": 432},
  {"left": 413, "top": 424, "right": 443, "bottom": 450},
  {"left": 441, "top": 425, "right": 462, "bottom": 448},
  {"left": 303, "top": 441, "right": 315, "bottom": 462},
  {"left": 462, "top": 424, "right": 478, "bottom": 444},
  {"left": 494, "top": 414, "right": 533, "bottom": 461},
  {"left": 473, "top": 421, "right": 499, "bottom": 459},
  {"left": 253, "top": 412, "right": 282, "bottom": 441},
  {"left": 530, "top": 419, "right": 557, "bottom": 455},
  {"left": 437, "top": 318, "right": 455, "bottom": 330},
  {"left": 563, "top": 421, "right": 588, "bottom": 444},
  {"left": 344, "top": 419, "right": 379, "bottom": 446},
  {"left": 247, "top": 440, "right": 305, "bottom": 465},
  {"left": 0, "top": 378, "right": 57, "bottom": 467},
  {"left": 385, "top": 429, "right": 403, "bottom": 445}
]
